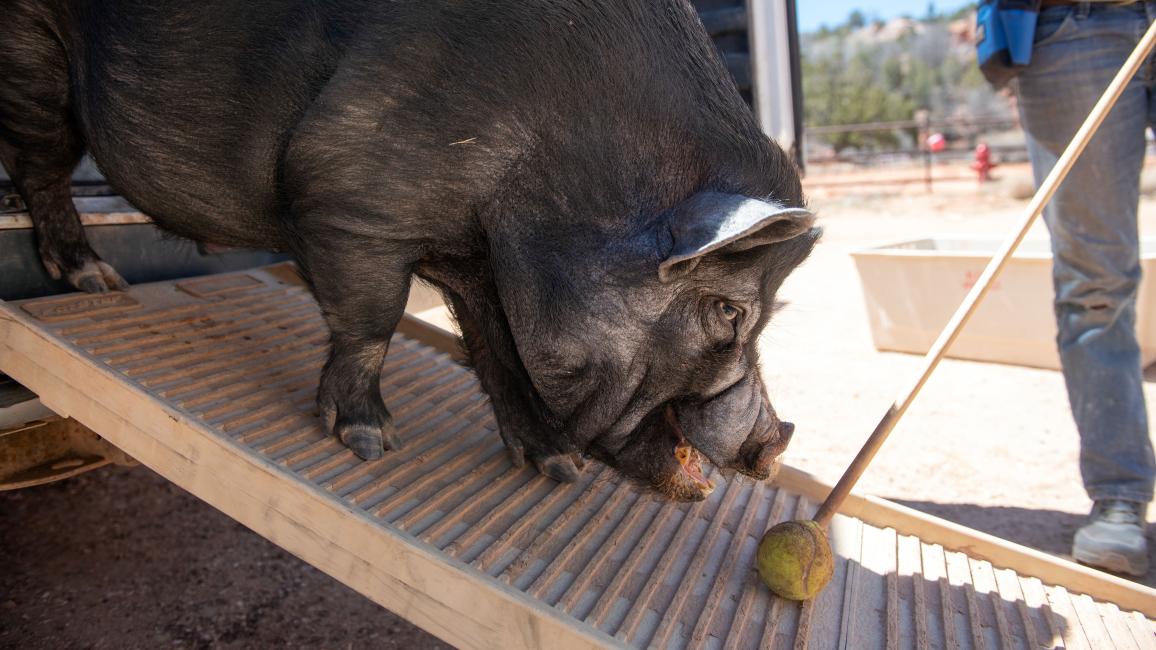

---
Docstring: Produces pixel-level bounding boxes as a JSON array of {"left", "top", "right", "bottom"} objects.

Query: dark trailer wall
[{"left": 693, "top": 0, "right": 804, "bottom": 167}]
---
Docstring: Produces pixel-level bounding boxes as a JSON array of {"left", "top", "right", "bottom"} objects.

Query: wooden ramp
[{"left": 1, "top": 265, "right": 1153, "bottom": 649}]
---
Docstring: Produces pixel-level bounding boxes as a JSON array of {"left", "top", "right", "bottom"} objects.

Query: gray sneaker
[{"left": 1072, "top": 500, "right": 1149, "bottom": 577}]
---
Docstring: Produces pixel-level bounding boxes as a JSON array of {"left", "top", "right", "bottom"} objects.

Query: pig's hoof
[
  {"left": 533, "top": 453, "right": 581, "bottom": 483},
  {"left": 499, "top": 436, "right": 526, "bottom": 468},
  {"left": 339, "top": 423, "right": 400, "bottom": 460},
  {"left": 69, "top": 261, "right": 129, "bottom": 293}
]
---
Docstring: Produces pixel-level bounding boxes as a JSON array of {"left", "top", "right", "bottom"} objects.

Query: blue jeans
[{"left": 1017, "top": 1, "right": 1156, "bottom": 503}]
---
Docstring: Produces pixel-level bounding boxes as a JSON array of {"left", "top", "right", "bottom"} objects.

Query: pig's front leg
[
  {"left": 290, "top": 231, "right": 414, "bottom": 460},
  {"left": 444, "top": 291, "right": 583, "bottom": 483}
]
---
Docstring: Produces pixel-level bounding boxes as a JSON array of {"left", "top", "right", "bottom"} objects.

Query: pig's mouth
[
  {"left": 674, "top": 440, "right": 714, "bottom": 492},
  {"left": 597, "top": 397, "right": 792, "bottom": 502},
  {"left": 665, "top": 405, "right": 716, "bottom": 496},
  {"left": 594, "top": 402, "right": 728, "bottom": 502}
]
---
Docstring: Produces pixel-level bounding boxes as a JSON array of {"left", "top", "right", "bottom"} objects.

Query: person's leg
[{"left": 1017, "top": 3, "right": 1155, "bottom": 574}]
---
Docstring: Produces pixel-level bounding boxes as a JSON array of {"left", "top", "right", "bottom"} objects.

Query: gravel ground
[{"left": 2, "top": 167, "right": 1153, "bottom": 647}]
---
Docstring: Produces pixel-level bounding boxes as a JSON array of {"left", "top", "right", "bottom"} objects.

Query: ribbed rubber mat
[{"left": 5, "top": 267, "right": 1154, "bottom": 649}]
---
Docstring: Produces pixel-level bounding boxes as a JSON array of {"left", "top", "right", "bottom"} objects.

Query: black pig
[{"left": 0, "top": 0, "right": 819, "bottom": 501}]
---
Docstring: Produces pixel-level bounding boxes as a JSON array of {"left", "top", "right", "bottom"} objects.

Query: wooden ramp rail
[{"left": 1, "top": 265, "right": 1153, "bottom": 649}]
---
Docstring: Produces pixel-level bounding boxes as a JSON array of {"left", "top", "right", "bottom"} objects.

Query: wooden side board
[
  {"left": 0, "top": 309, "right": 622, "bottom": 650},
  {"left": 0, "top": 212, "right": 150, "bottom": 230}
]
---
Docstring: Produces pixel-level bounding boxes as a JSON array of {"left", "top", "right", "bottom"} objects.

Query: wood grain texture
[{"left": 2, "top": 266, "right": 1152, "bottom": 649}]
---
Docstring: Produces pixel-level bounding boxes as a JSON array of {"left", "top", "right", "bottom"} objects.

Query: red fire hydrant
[{"left": 971, "top": 143, "right": 997, "bottom": 183}]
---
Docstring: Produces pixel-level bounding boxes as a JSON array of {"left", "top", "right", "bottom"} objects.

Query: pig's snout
[
  {"left": 732, "top": 413, "right": 795, "bottom": 481},
  {"left": 675, "top": 375, "right": 796, "bottom": 483}
]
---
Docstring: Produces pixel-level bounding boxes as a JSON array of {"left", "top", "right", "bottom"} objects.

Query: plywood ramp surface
[{"left": 1, "top": 267, "right": 1153, "bottom": 650}]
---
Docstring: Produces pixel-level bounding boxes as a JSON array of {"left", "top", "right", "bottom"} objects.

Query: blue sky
[{"left": 796, "top": 1, "right": 973, "bottom": 33}]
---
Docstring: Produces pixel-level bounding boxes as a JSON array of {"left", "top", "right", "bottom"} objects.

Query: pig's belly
[{"left": 84, "top": 119, "right": 289, "bottom": 252}]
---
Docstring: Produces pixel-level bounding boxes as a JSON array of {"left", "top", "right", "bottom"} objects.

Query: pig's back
[
  {"left": 56, "top": 0, "right": 793, "bottom": 248},
  {"left": 62, "top": 0, "right": 377, "bottom": 248}
]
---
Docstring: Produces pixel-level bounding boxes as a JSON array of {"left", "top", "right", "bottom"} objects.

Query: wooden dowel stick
[{"left": 813, "top": 20, "right": 1156, "bottom": 527}]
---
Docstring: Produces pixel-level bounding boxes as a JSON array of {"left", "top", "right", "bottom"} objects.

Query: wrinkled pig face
[{"left": 501, "top": 192, "right": 819, "bottom": 501}]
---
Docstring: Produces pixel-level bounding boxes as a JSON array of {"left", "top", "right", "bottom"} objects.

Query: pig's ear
[{"left": 658, "top": 192, "right": 815, "bottom": 282}]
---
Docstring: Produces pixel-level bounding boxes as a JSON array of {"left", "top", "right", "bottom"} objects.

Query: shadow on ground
[
  {"left": 0, "top": 465, "right": 451, "bottom": 650},
  {"left": 893, "top": 499, "right": 1156, "bottom": 589}
]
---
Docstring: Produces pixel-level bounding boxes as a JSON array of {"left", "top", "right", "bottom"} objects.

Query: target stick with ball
[{"left": 758, "top": 19, "right": 1156, "bottom": 602}]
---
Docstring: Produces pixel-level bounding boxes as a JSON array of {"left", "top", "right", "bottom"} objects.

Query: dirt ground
[{"left": 2, "top": 162, "right": 1154, "bottom": 648}]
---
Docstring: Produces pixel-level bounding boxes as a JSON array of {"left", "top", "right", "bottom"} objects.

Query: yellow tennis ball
[{"left": 756, "top": 520, "right": 834, "bottom": 600}]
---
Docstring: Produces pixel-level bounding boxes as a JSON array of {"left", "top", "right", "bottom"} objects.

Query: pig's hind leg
[
  {"left": 290, "top": 234, "right": 414, "bottom": 460},
  {"left": 0, "top": 6, "right": 128, "bottom": 292}
]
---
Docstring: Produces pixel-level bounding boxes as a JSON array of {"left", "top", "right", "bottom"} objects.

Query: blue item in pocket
[{"left": 976, "top": 0, "right": 1041, "bottom": 88}]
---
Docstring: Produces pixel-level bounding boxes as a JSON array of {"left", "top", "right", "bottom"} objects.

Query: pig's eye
[{"left": 704, "top": 299, "right": 743, "bottom": 343}]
